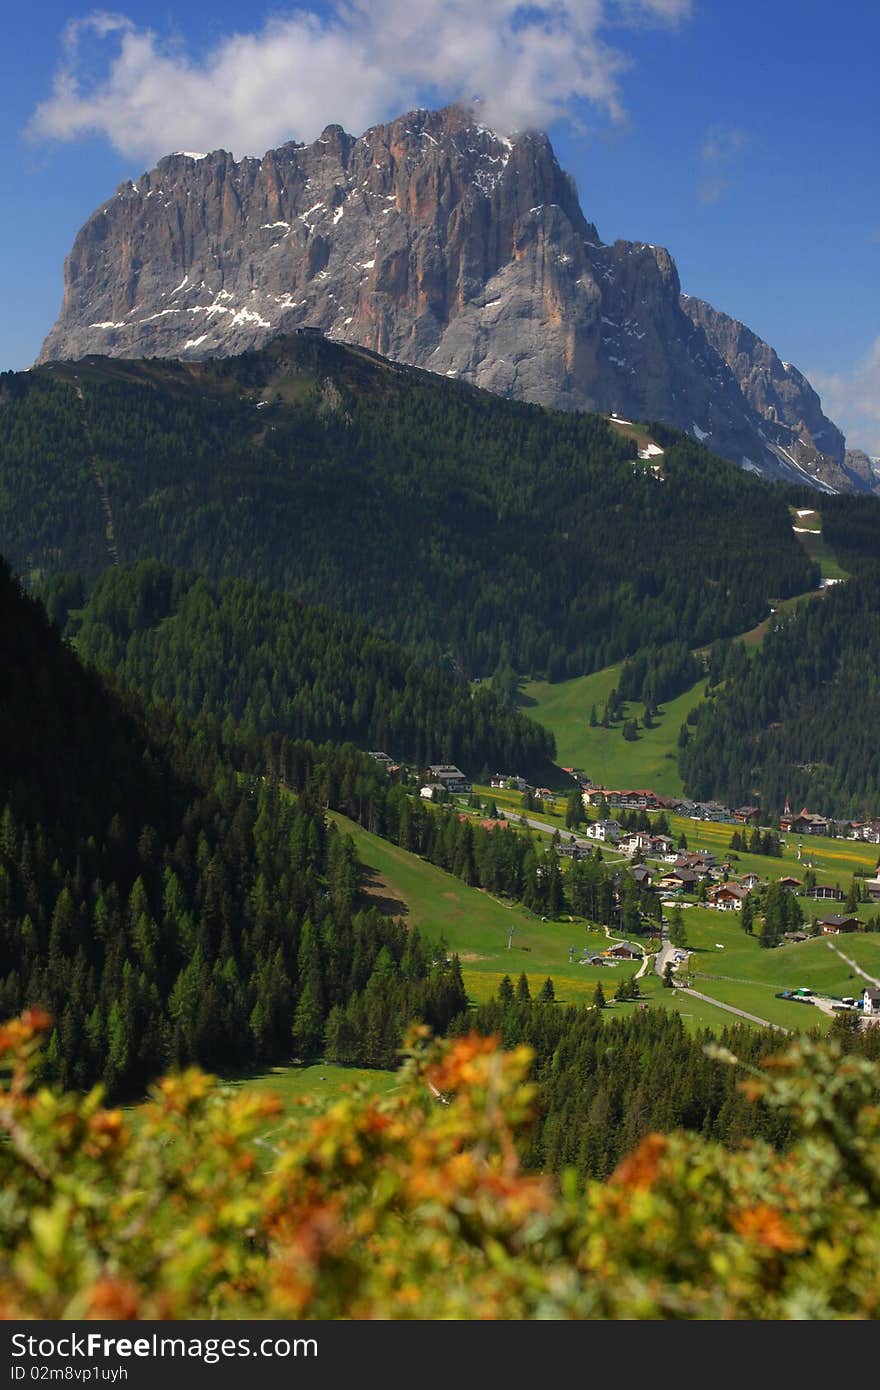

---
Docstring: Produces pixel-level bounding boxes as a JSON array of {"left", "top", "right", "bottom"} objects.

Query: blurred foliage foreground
[{"left": 1, "top": 1010, "right": 879, "bottom": 1319}]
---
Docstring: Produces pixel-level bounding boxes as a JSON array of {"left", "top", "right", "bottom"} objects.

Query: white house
[
  {"left": 490, "top": 774, "right": 529, "bottom": 792},
  {"left": 585, "top": 819, "right": 621, "bottom": 843}
]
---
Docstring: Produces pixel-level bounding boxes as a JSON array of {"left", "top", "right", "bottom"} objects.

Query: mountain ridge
[{"left": 38, "top": 103, "right": 871, "bottom": 495}]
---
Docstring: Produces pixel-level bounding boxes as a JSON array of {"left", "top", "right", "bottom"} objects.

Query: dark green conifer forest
[
  {"left": 68, "top": 561, "right": 555, "bottom": 776},
  {"left": 0, "top": 335, "right": 816, "bottom": 677},
  {"left": 681, "top": 559, "right": 880, "bottom": 816},
  {"left": 0, "top": 558, "right": 465, "bottom": 1096}
]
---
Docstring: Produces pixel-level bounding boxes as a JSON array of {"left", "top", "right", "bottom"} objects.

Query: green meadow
[
  {"left": 222, "top": 1062, "right": 399, "bottom": 1120},
  {"left": 520, "top": 664, "right": 705, "bottom": 797},
  {"left": 330, "top": 812, "right": 625, "bottom": 1005}
]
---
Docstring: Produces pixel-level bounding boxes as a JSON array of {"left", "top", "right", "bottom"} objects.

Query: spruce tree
[{"left": 498, "top": 974, "right": 515, "bottom": 1005}]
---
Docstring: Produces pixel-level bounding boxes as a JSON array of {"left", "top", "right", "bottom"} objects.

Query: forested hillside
[
  {"left": 0, "top": 558, "right": 465, "bottom": 1096},
  {"left": 681, "top": 560, "right": 880, "bottom": 816},
  {"left": 462, "top": 1001, "right": 802, "bottom": 1175},
  {"left": 0, "top": 334, "right": 816, "bottom": 676},
  {"left": 70, "top": 562, "right": 555, "bottom": 776}
]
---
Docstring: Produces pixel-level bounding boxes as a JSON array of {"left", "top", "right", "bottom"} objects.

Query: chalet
[
  {"left": 690, "top": 801, "right": 734, "bottom": 822},
  {"left": 780, "top": 808, "right": 829, "bottom": 835},
  {"left": 806, "top": 885, "right": 845, "bottom": 901},
  {"left": 733, "top": 805, "right": 761, "bottom": 825},
  {"left": 740, "top": 872, "right": 764, "bottom": 890},
  {"left": 657, "top": 868, "right": 700, "bottom": 893},
  {"left": 777, "top": 876, "right": 803, "bottom": 891},
  {"left": 783, "top": 931, "right": 808, "bottom": 943},
  {"left": 820, "top": 914, "right": 861, "bottom": 935},
  {"left": 424, "top": 764, "right": 471, "bottom": 793},
  {"left": 606, "top": 941, "right": 643, "bottom": 960},
  {"left": 863, "top": 987, "right": 880, "bottom": 1016},
  {"left": 831, "top": 820, "right": 859, "bottom": 838},
  {"left": 490, "top": 773, "right": 528, "bottom": 792},
  {"left": 585, "top": 819, "right": 621, "bottom": 843},
  {"left": 708, "top": 884, "right": 747, "bottom": 911},
  {"left": 619, "top": 831, "right": 653, "bottom": 858},
  {"left": 630, "top": 865, "right": 655, "bottom": 889},
  {"left": 673, "top": 854, "right": 715, "bottom": 880},
  {"left": 534, "top": 787, "right": 554, "bottom": 802},
  {"left": 865, "top": 876, "right": 880, "bottom": 904},
  {"left": 649, "top": 835, "right": 674, "bottom": 855},
  {"left": 561, "top": 837, "right": 591, "bottom": 860},
  {"left": 676, "top": 852, "right": 716, "bottom": 870}
]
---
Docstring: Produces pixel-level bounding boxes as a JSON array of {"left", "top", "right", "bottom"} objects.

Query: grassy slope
[
  {"left": 672, "top": 903, "right": 880, "bottom": 1027},
  {"left": 520, "top": 665, "right": 705, "bottom": 796},
  {"left": 331, "top": 812, "right": 841, "bottom": 1032},
  {"left": 330, "top": 812, "right": 619, "bottom": 1005},
  {"left": 222, "top": 1064, "right": 399, "bottom": 1119},
  {"left": 334, "top": 791, "right": 880, "bottom": 1031}
]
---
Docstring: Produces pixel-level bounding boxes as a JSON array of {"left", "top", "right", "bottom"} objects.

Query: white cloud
[
  {"left": 810, "top": 338, "right": 880, "bottom": 457},
  {"left": 26, "top": 2, "right": 691, "bottom": 164},
  {"left": 697, "top": 122, "right": 749, "bottom": 204}
]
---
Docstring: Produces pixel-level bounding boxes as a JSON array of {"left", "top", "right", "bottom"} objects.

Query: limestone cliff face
[
  {"left": 678, "top": 295, "right": 867, "bottom": 493},
  {"left": 40, "top": 104, "right": 866, "bottom": 492}
]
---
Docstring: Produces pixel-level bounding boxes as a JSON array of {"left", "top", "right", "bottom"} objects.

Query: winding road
[{"left": 653, "top": 933, "right": 788, "bottom": 1030}]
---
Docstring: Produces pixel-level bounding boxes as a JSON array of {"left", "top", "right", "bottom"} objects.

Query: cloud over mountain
[{"left": 27, "top": 1, "right": 691, "bottom": 163}]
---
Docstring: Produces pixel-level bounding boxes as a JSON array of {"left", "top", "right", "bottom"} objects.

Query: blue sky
[{"left": 2, "top": 1, "right": 878, "bottom": 450}]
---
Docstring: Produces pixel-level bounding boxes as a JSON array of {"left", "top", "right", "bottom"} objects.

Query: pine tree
[
  {"left": 741, "top": 894, "right": 754, "bottom": 935},
  {"left": 292, "top": 979, "right": 325, "bottom": 1058},
  {"left": 669, "top": 908, "right": 687, "bottom": 949},
  {"left": 498, "top": 974, "right": 515, "bottom": 1005}
]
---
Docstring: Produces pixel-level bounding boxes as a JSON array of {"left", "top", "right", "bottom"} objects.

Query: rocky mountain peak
[{"left": 39, "top": 103, "right": 867, "bottom": 494}]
